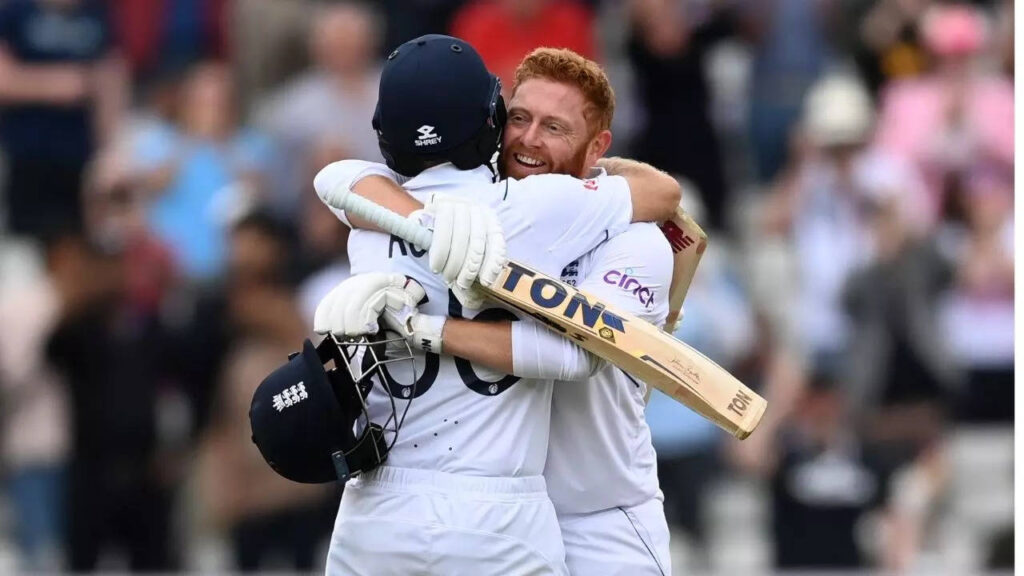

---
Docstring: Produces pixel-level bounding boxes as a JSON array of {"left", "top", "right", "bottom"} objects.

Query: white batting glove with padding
[
  {"left": 379, "top": 278, "right": 447, "bottom": 354},
  {"left": 414, "top": 194, "right": 507, "bottom": 310},
  {"left": 313, "top": 273, "right": 422, "bottom": 338}
]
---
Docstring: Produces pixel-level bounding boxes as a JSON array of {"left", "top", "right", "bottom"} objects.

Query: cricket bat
[
  {"left": 333, "top": 189, "right": 766, "bottom": 439},
  {"left": 660, "top": 206, "right": 708, "bottom": 333}
]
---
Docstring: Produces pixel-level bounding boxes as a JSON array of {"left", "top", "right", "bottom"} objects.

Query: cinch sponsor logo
[
  {"left": 604, "top": 269, "right": 655, "bottom": 309},
  {"left": 501, "top": 262, "right": 627, "bottom": 334},
  {"left": 583, "top": 179, "right": 599, "bottom": 191}
]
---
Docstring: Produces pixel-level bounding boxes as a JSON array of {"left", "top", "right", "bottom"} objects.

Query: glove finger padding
[
  {"left": 438, "top": 201, "right": 474, "bottom": 284},
  {"left": 453, "top": 204, "right": 485, "bottom": 292},
  {"left": 451, "top": 284, "right": 486, "bottom": 311},
  {"left": 401, "top": 277, "right": 427, "bottom": 304},
  {"left": 379, "top": 278, "right": 426, "bottom": 335},
  {"left": 478, "top": 209, "right": 507, "bottom": 288},
  {"left": 427, "top": 199, "right": 458, "bottom": 277},
  {"left": 313, "top": 272, "right": 410, "bottom": 337}
]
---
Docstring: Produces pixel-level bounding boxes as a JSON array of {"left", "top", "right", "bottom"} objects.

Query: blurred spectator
[
  {"left": 743, "top": 0, "right": 837, "bottom": 183},
  {"left": 626, "top": 0, "right": 736, "bottom": 231},
  {"left": 734, "top": 73, "right": 937, "bottom": 504},
  {"left": 379, "top": 0, "right": 468, "bottom": 56},
  {"left": 760, "top": 73, "right": 930, "bottom": 365},
  {"left": 854, "top": 0, "right": 934, "bottom": 95},
  {"left": 84, "top": 146, "right": 179, "bottom": 314},
  {"left": 43, "top": 230, "right": 179, "bottom": 571},
  {"left": 451, "top": 0, "right": 597, "bottom": 95},
  {"left": 112, "top": 0, "right": 227, "bottom": 81},
  {"left": 257, "top": 2, "right": 384, "bottom": 213},
  {"left": 0, "top": 237, "right": 71, "bottom": 572},
  {"left": 873, "top": 3, "right": 1014, "bottom": 226},
  {"left": 841, "top": 182, "right": 957, "bottom": 420},
  {"left": 230, "top": 0, "right": 313, "bottom": 112},
  {"left": 132, "top": 60, "right": 276, "bottom": 282},
  {"left": 769, "top": 368, "right": 884, "bottom": 570},
  {"left": 0, "top": 0, "right": 127, "bottom": 239},
  {"left": 841, "top": 175, "right": 955, "bottom": 573},
  {"left": 198, "top": 211, "right": 335, "bottom": 571},
  {"left": 937, "top": 165, "right": 1013, "bottom": 423}
]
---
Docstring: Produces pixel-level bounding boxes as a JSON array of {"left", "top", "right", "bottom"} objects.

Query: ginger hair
[{"left": 512, "top": 47, "right": 615, "bottom": 135}]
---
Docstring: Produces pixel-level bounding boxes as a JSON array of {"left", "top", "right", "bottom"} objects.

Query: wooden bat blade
[
  {"left": 486, "top": 261, "right": 766, "bottom": 439},
  {"left": 659, "top": 207, "right": 708, "bottom": 333},
  {"left": 329, "top": 183, "right": 765, "bottom": 438}
]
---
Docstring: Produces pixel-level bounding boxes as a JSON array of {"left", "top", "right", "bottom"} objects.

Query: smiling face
[{"left": 501, "top": 77, "right": 611, "bottom": 180}]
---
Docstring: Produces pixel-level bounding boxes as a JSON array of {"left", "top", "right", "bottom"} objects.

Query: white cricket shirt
[
  {"left": 314, "top": 161, "right": 634, "bottom": 477},
  {"left": 542, "top": 222, "right": 673, "bottom": 514}
]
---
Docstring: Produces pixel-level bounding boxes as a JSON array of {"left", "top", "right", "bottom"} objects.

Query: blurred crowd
[{"left": 0, "top": 0, "right": 1013, "bottom": 573}]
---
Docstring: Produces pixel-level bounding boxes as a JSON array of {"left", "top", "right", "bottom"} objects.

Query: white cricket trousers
[
  {"left": 326, "top": 466, "right": 569, "bottom": 576},
  {"left": 558, "top": 496, "right": 672, "bottom": 576}
]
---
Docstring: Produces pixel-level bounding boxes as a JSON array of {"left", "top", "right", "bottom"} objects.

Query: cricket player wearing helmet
[
  {"left": 307, "top": 35, "right": 679, "bottom": 575},
  {"left": 316, "top": 47, "right": 676, "bottom": 574}
]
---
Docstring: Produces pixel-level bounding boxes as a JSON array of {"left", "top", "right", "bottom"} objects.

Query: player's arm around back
[
  {"left": 597, "top": 157, "right": 681, "bottom": 223},
  {"left": 442, "top": 316, "right": 606, "bottom": 381},
  {"left": 313, "top": 159, "right": 507, "bottom": 309},
  {"left": 313, "top": 160, "right": 417, "bottom": 227},
  {"left": 408, "top": 224, "right": 676, "bottom": 382}
]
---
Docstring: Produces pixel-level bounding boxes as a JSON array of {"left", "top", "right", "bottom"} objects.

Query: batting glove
[
  {"left": 313, "top": 273, "right": 422, "bottom": 338},
  {"left": 379, "top": 278, "right": 447, "bottom": 355},
  {"left": 416, "top": 194, "right": 507, "bottom": 310}
]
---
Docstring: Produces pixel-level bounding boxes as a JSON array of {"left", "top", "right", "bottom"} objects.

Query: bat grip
[{"left": 331, "top": 183, "right": 434, "bottom": 250}]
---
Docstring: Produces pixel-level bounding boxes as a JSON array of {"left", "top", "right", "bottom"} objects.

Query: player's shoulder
[
  {"left": 610, "top": 222, "right": 672, "bottom": 253},
  {"left": 504, "top": 172, "right": 626, "bottom": 201},
  {"left": 592, "top": 222, "right": 673, "bottom": 276},
  {"left": 505, "top": 172, "right": 579, "bottom": 190}
]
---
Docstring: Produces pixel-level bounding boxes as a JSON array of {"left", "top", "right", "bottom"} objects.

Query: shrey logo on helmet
[{"left": 415, "top": 125, "right": 442, "bottom": 147}]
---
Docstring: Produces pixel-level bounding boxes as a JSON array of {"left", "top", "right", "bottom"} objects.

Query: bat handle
[{"left": 330, "top": 183, "right": 434, "bottom": 250}]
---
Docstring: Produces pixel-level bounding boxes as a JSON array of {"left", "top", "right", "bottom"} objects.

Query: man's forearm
[
  {"left": 0, "top": 50, "right": 86, "bottom": 105},
  {"left": 597, "top": 156, "right": 681, "bottom": 222},
  {"left": 92, "top": 54, "right": 128, "bottom": 148},
  {"left": 441, "top": 317, "right": 603, "bottom": 381},
  {"left": 345, "top": 175, "right": 423, "bottom": 230},
  {"left": 441, "top": 318, "right": 514, "bottom": 374},
  {"left": 596, "top": 156, "right": 658, "bottom": 177}
]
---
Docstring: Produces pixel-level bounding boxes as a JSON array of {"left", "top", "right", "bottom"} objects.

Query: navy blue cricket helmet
[
  {"left": 373, "top": 34, "right": 506, "bottom": 177},
  {"left": 249, "top": 337, "right": 390, "bottom": 484}
]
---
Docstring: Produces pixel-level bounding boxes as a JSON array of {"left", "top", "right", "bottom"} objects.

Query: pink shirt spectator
[{"left": 874, "top": 74, "right": 1014, "bottom": 225}]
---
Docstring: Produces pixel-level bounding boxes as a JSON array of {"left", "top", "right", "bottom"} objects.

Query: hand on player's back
[{"left": 417, "top": 194, "right": 507, "bottom": 309}]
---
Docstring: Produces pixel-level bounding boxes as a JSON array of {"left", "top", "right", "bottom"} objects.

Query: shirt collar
[{"left": 404, "top": 163, "right": 495, "bottom": 191}]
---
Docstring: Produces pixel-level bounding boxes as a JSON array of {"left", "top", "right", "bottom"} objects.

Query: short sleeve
[{"left": 511, "top": 173, "right": 633, "bottom": 266}]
